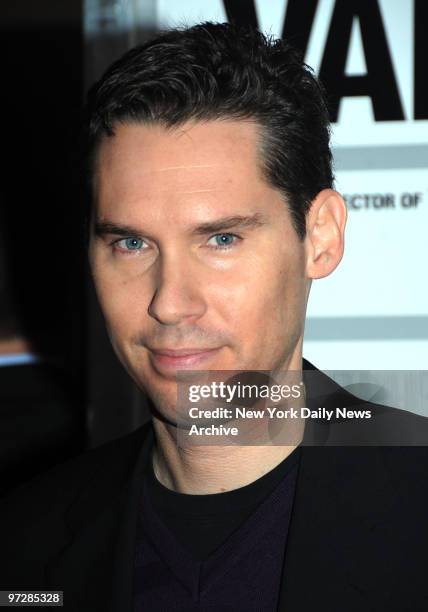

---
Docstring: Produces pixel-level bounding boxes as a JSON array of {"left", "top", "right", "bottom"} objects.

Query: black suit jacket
[{"left": 1, "top": 362, "right": 428, "bottom": 611}]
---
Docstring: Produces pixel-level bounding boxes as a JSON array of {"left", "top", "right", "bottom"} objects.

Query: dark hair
[{"left": 86, "top": 22, "right": 333, "bottom": 239}]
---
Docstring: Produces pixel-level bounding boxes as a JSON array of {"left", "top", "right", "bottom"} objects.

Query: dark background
[
  {"left": 0, "top": 0, "right": 84, "bottom": 379},
  {"left": 0, "top": 0, "right": 87, "bottom": 495}
]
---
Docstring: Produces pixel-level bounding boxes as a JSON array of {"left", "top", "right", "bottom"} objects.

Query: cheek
[
  {"left": 210, "top": 247, "right": 306, "bottom": 343},
  {"left": 206, "top": 260, "right": 261, "bottom": 340},
  {"left": 92, "top": 262, "right": 150, "bottom": 338}
]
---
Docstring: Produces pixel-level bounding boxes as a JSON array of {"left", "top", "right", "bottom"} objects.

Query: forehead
[
  {"left": 92, "top": 119, "right": 293, "bottom": 235},
  {"left": 94, "top": 119, "right": 270, "bottom": 202}
]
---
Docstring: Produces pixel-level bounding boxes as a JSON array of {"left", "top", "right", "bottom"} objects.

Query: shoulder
[
  {"left": 0, "top": 422, "right": 153, "bottom": 589},
  {"left": 302, "top": 360, "right": 428, "bottom": 445},
  {"left": 297, "top": 444, "right": 428, "bottom": 539},
  {"left": 0, "top": 421, "right": 152, "bottom": 526}
]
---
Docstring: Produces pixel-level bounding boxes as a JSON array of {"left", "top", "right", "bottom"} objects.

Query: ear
[{"left": 305, "top": 189, "right": 347, "bottom": 279}]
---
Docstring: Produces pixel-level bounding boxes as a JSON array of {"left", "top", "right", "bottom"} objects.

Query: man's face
[{"left": 89, "top": 120, "right": 310, "bottom": 421}]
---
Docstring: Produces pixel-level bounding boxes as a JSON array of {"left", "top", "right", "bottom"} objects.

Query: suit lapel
[
  {"left": 45, "top": 424, "right": 153, "bottom": 612},
  {"left": 278, "top": 363, "right": 397, "bottom": 610},
  {"left": 109, "top": 427, "right": 154, "bottom": 612},
  {"left": 277, "top": 443, "right": 398, "bottom": 611}
]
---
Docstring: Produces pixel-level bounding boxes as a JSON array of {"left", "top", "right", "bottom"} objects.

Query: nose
[{"left": 148, "top": 252, "right": 207, "bottom": 326}]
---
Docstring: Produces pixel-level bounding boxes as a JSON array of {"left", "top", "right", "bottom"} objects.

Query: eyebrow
[
  {"left": 189, "top": 213, "right": 267, "bottom": 235},
  {"left": 93, "top": 213, "right": 267, "bottom": 239}
]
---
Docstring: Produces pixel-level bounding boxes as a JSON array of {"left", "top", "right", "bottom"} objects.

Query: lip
[{"left": 148, "top": 347, "right": 222, "bottom": 371}]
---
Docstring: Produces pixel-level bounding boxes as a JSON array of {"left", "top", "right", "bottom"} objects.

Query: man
[{"left": 1, "top": 22, "right": 427, "bottom": 612}]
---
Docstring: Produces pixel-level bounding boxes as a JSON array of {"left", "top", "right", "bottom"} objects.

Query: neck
[{"left": 151, "top": 350, "right": 305, "bottom": 494}]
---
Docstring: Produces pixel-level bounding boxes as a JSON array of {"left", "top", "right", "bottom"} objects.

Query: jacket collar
[
  {"left": 277, "top": 440, "right": 399, "bottom": 610},
  {"left": 45, "top": 424, "right": 153, "bottom": 610},
  {"left": 277, "top": 361, "right": 393, "bottom": 609}
]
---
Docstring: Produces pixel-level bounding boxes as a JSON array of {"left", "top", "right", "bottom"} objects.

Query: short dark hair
[{"left": 86, "top": 22, "right": 333, "bottom": 239}]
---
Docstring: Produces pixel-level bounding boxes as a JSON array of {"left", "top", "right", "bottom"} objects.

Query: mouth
[{"left": 148, "top": 347, "right": 222, "bottom": 372}]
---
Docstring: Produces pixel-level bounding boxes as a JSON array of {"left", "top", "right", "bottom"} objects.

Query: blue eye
[
  {"left": 124, "top": 238, "right": 143, "bottom": 250},
  {"left": 208, "top": 233, "right": 238, "bottom": 248},
  {"left": 114, "top": 237, "right": 145, "bottom": 252}
]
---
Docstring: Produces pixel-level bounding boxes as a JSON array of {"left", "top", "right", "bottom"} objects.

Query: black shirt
[
  {"left": 133, "top": 447, "right": 301, "bottom": 611},
  {"left": 146, "top": 447, "right": 302, "bottom": 560}
]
